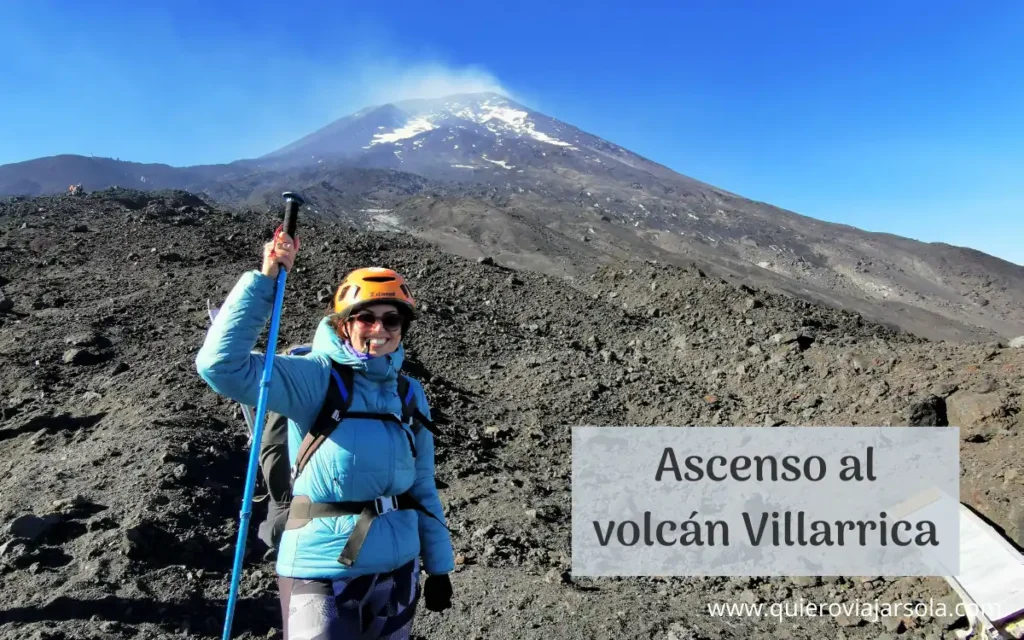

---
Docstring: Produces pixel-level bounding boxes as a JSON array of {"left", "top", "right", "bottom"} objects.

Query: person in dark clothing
[{"left": 257, "top": 410, "right": 291, "bottom": 553}]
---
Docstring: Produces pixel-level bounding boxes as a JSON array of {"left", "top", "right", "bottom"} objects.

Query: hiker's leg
[
  {"left": 333, "top": 559, "right": 420, "bottom": 640},
  {"left": 277, "top": 576, "right": 292, "bottom": 635},
  {"left": 280, "top": 561, "right": 420, "bottom": 640},
  {"left": 375, "top": 559, "right": 419, "bottom": 640},
  {"left": 282, "top": 577, "right": 338, "bottom": 640}
]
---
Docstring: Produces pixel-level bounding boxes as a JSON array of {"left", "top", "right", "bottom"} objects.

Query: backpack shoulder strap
[
  {"left": 292, "top": 360, "right": 355, "bottom": 481},
  {"left": 286, "top": 344, "right": 313, "bottom": 356},
  {"left": 398, "top": 375, "right": 413, "bottom": 424},
  {"left": 331, "top": 360, "right": 355, "bottom": 413},
  {"left": 398, "top": 374, "right": 441, "bottom": 438},
  {"left": 291, "top": 366, "right": 442, "bottom": 486}
]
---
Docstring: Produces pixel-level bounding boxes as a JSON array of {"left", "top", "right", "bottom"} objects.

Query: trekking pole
[{"left": 222, "top": 191, "right": 304, "bottom": 640}]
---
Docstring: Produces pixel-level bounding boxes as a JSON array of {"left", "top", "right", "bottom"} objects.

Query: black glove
[{"left": 423, "top": 574, "right": 453, "bottom": 612}]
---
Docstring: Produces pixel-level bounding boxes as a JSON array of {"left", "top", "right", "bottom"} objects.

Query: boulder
[{"left": 945, "top": 391, "right": 1009, "bottom": 442}]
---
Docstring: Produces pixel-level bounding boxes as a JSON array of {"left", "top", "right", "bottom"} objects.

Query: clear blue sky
[{"left": 2, "top": 0, "right": 1022, "bottom": 264}]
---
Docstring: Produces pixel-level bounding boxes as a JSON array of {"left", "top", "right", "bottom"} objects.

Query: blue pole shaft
[{"left": 222, "top": 267, "right": 289, "bottom": 640}]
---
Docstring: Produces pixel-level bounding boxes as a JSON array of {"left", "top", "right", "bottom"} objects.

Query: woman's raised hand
[{"left": 261, "top": 230, "right": 300, "bottom": 278}]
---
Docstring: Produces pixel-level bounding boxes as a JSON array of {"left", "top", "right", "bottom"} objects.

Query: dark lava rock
[
  {"left": 906, "top": 395, "right": 948, "bottom": 426},
  {"left": 64, "top": 331, "right": 108, "bottom": 348},
  {"left": 8, "top": 514, "right": 63, "bottom": 541},
  {"left": 62, "top": 348, "right": 107, "bottom": 365}
]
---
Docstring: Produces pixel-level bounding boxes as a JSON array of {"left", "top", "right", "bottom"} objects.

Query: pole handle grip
[{"left": 281, "top": 191, "right": 304, "bottom": 239}]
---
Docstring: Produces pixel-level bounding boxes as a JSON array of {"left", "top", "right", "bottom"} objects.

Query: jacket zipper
[{"left": 382, "top": 373, "right": 399, "bottom": 563}]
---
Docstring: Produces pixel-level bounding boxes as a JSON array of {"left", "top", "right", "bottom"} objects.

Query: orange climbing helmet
[{"left": 332, "top": 267, "right": 417, "bottom": 320}]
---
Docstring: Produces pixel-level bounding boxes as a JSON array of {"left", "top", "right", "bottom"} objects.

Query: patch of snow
[
  {"left": 480, "top": 105, "right": 529, "bottom": 126},
  {"left": 360, "top": 209, "right": 392, "bottom": 213},
  {"left": 482, "top": 156, "right": 513, "bottom": 169},
  {"left": 757, "top": 261, "right": 772, "bottom": 269},
  {"left": 370, "top": 116, "right": 437, "bottom": 146},
  {"left": 454, "top": 145, "right": 459, "bottom": 149},
  {"left": 451, "top": 164, "right": 476, "bottom": 169},
  {"left": 367, "top": 213, "right": 403, "bottom": 232},
  {"left": 452, "top": 99, "right": 577, "bottom": 148},
  {"left": 374, "top": 213, "right": 402, "bottom": 226},
  {"left": 688, "top": 213, "right": 699, "bottom": 220}
]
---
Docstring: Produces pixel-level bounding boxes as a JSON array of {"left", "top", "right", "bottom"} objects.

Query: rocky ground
[{"left": 0, "top": 188, "right": 1021, "bottom": 639}]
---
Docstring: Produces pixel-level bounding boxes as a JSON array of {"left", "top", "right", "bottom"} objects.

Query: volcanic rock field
[{"left": 0, "top": 189, "right": 1021, "bottom": 639}]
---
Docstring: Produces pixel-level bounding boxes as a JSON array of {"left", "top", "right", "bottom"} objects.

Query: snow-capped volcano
[
  {"left": 363, "top": 93, "right": 576, "bottom": 149},
  {"left": 261, "top": 92, "right": 678, "bottom": 184}
]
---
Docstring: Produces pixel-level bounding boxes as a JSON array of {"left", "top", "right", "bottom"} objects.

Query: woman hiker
[{"left": 196, "top": 230, "right": 454, "bottom": 638}]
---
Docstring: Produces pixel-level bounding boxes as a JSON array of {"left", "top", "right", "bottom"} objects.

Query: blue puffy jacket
[{"left": 195, "top": 270, "right": 455, "bottom": 580}]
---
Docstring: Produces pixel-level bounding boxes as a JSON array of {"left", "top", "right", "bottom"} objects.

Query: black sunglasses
[{"left": 350, "top": 310, "right": 404, "bottom": 331}]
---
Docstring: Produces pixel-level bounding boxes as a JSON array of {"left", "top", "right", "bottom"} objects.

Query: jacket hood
[{"left": 310, "top": 316, "right": 404, "bottom": 381}]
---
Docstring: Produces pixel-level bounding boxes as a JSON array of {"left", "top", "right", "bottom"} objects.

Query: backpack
[{"left": 256, "top": 344, "right": 445, "bottom": 565}]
